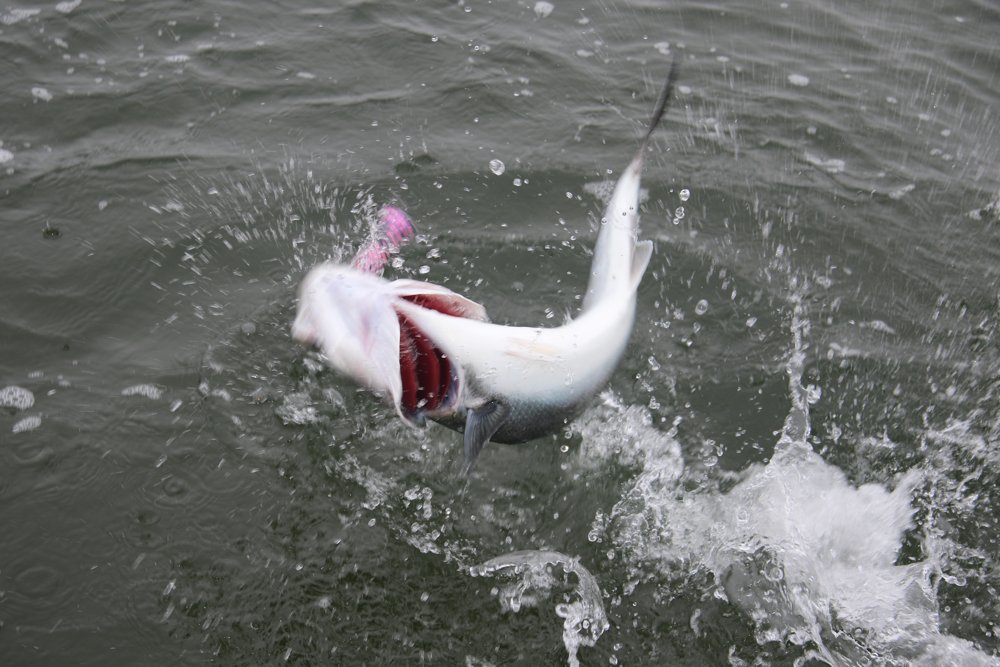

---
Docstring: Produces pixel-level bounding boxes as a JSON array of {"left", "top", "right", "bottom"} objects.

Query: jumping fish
[{"left": 293, "top": 62, "right": 679, "bottom": 471}]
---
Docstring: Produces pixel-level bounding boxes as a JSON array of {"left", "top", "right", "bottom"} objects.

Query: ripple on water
[
  {"left": 120, "top": 508, "right": 167, "bottom": 550},
  {"left": 10, "top": 439, "right": 55, "bottom": 466},
  {"left": 141, "top": 457, "right": 218, "bottom": 515},
  {"left": 14, "top": 563, "right": 62, "bottom": 599}
]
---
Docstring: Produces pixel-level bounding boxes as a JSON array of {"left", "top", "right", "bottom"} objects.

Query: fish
[{"left": 292, "top": 61, "right": 679, "bottom": 472}]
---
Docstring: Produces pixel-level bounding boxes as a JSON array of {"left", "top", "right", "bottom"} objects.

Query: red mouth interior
[{"left": 396, "top": 294, "right": 466, "bottom": 417}]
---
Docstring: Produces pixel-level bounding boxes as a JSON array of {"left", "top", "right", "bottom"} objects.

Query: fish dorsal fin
[
  {"left": 462, "top": 400, "right": 510, "bottom": 474},
  {"left": 629, "top": 240, "right": 653, "bottom": 292}
]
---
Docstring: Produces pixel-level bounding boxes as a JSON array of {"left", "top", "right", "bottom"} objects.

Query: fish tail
[{"left": 642, "top": 54, "right": 680, "bottom": 147}]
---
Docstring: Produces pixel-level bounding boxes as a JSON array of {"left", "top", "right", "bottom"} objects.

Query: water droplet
[
  {"left": 674, "top": 206, "right": 685, "bottom": 220},
  {"left": 788, "top": 73, "right": 810, "bottom": 87},
  {"left": 488, "top": 159, "right": 505, "bottom": 175},
  {"left": 695, "top": 299, "right": 709, "bottom": 315},
  {"left": 512, "top": 177, "right": 522, "bottom": 187},
  {"left": 679, "top": 188, "right": 690, "bottom": 202},
  {"left": 418, "top": 265, "right": 431, "bottom": 275}
]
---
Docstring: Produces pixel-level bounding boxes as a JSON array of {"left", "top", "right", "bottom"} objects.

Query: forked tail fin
[
  {"left": 582, "top": 57, "right": 681, "bottom": 311},
  {"left": 642, "top": 54, "right": 680, "bottom": 149}
]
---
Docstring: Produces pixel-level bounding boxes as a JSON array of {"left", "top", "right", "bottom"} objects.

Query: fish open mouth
[
  {"left": 394, "top": 293, "right": 467, "bottom": 421},
  {"left": 397, "top": 313, "right": 455, "bottom": 419},
  {"left": 292, "top": 264, "right": 488, "bottom": 426}
]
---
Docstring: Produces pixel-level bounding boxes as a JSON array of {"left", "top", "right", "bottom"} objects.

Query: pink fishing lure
[{"left": 351, "top": 206, "right": 415, "bottom": 274}]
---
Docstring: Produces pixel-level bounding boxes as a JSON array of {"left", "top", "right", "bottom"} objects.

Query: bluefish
[{"left": 293, "top": 62, "right": 679, "bottom": 472}]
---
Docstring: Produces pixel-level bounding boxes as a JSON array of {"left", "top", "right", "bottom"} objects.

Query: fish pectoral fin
[
  {"left": 629, "top": 240, "right": 653, "bottom": 291},
  {"left": 462, "top": 400, "right": 511, "bottom": 474}
]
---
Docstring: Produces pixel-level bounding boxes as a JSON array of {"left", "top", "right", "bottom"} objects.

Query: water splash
[
  {"left": 469, "top": 550, "right": 608, "bottom": 667},
  {"left": 606, "top": 286, "right": 998, "bottom": 664}
]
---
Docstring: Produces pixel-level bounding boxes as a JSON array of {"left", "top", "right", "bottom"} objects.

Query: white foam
[
  {"left": 121, "top": 383, "right": 162, "bottom": 400},
  {"left": 56, "top": 0, "right": 82, "bottom": 13},
  {"left": 889, "top": 183, "right": 916, "bottom": 199},
  {"left": 859, "top": 319, "right": 897, "bottom": 335},
  {"left": 0, "top": 385, "right": 35, "bottom": 410},
  {"left": 804, "top": 152, "right": 846, "bottom": 173},
  {"left": 1, "top": 8, "right": 40, "bottom": 25},
  {"left": 574, "top": 393, "right": 680, "bottom": 467},
  {"left": 12, "top": 415, "right": 42, "bottom": 433},
  {"left": 274, "top": 392, "right": 319, "bottom": 425},
  {"left": 31, "top": 86, "right": 53, "bottom": 102},
  {"left": 788, "top": 73, "right": 810, "bottom": 87}
]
